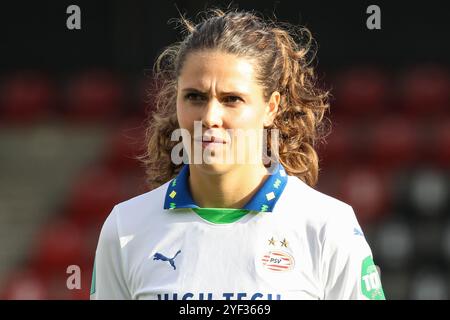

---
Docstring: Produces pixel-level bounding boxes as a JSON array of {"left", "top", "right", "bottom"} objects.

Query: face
[{"left": 176, "top": 50, "right": 279, "bottom": 174}]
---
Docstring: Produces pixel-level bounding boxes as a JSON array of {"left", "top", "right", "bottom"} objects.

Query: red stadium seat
[
  {"left": 64, "top": 70, "right": 125, "bottom": 122},
  {"left": 119, "top": 169, "right": 149, "bottom": 201},
  {"left": 30, "top": 220, "right": 88, "bottom": 279},
  {"left": 103, "top": 117, "right": 146, "bottom": 173},
  {"left": 333, "top": 67, "right": 390, "bottom": 118},
  {"left": 316, "top": 166, "right": 342, "bottom": 200},
  {"left": 136, "top": 75, "right": 158, "bottom": 117},
  {"left": 336, "top": 166, "right": 392, "bottom": 227},
  {"left": 367, "top": 117, "right": 419, "bottom": 170},
  {"left": 70, "top": 264, "right": 93, "bottom": 300},
  {"left": 317, "top": 117, "right": 355, "bottom": 168},
  {"left": 0, "top": 72, "right": 56, "bottom": 123},
  {"left": 398, "top": 65, "right": 450, "bottom": 118},
  {"left": 0, "top": 269, "right": 49, "bottom": 300},
  {"left": 43, "top": 263, "right": 93, "bottom": 300},
  {"left": 66, "top": 165, "right": 123, "bottom": 228},
  {"left": 432, "top": 118, "right": 450, "bottom": 168}
]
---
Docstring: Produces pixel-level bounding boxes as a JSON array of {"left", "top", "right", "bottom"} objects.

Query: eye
[
  {"left": 222, "top": 96, "right": 244, "bottom": 104},
  {"left": 185, "top": 93, "right": 207, "bottom": 102}
]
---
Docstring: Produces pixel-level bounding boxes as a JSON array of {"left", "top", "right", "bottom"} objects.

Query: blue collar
[{"left": 163, "top": 163, "right": 288, "bottom": 212}]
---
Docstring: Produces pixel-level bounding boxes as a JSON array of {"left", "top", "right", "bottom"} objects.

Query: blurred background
[{"left": 0, "top": 0, "right": 448, "bottom": 300}]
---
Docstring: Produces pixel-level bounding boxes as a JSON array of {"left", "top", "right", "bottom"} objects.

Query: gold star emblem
[
  {"left": 280, "top": 238, "right": 288, "bottom": 248},
  {"left": 268, "top": 237, "right": 276, "bottom": 246}
]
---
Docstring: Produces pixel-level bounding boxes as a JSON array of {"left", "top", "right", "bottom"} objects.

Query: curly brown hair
[{"left": 141, "top": 8, "right": 330, "bottom": 190}]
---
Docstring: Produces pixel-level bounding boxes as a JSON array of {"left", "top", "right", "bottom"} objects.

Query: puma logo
[{"left": 153, "top": 250, "right": 181, "bottom": 270}]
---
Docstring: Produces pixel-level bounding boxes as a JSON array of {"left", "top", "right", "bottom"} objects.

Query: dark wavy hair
[{"left": 141, "top": 8, "right": 330, "bottom": 190}]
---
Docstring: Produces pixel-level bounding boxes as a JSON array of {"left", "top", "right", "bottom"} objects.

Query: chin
[{"left": 190, "top": 161, "right": 236, "bottom": 176}]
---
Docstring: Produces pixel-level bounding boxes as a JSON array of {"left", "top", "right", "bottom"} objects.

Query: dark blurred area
[{"left": 0, "top": 0, "right": 448, "bottom": 300}]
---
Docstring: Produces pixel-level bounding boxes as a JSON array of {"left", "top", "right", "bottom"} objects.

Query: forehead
[{"left": 178, "top": 50, "right": 258, "bottom": 91}]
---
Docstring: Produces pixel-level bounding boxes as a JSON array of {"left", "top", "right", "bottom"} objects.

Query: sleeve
[
  {"left": 321, "top": 206, "right": 385, "bottom": 300},
  {"left": 90, "top": 206, "right": 132, "bottom": 300}
]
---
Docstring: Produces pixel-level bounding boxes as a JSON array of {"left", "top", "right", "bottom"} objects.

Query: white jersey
[{"left": 90, "top": 163, "right": 385, "bottom": 300}]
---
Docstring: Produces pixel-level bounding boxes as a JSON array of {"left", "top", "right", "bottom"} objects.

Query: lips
[
  {"left": 194, "top": 136, "right": 228, "bottom": 144},
  {"left": 203, "top": 136, "right": 227, "bottom": 143}
]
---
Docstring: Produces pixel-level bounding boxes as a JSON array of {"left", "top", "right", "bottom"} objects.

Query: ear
[{"left": 264, "top": 91, "right": 280, "bottom": 127}]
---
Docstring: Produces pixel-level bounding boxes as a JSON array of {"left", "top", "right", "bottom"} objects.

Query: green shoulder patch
[{"left": 361, "top": 256, "right": 385, "bottom": 300}]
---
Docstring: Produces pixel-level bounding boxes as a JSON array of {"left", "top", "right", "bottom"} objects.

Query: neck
[{"left": 188, "top": 164, "right": 269, "bottom": 209}]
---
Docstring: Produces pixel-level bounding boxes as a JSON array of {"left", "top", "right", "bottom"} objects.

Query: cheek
[
  {"left": 176, "top": 101, "right": 192, "bottom": 129},
  {"left": 230, "top": 106, "right": 265, "bottom": 129}
]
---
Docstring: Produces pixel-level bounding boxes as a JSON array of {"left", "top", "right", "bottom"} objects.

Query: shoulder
[
  {"left": 283, "top": 177, "right": 372, "bottom": 261},
  {"left": 283, "top": 175, "right": 356, "bottom": 224},
  {"left": 280, "top": 175, "right": 365, "bottom": 245},
  {"left": 100, "top": 180, "right": 171, "bottom": 238},
  {"left": 115, "top": 180, "right": 170, "bottom": 215}
]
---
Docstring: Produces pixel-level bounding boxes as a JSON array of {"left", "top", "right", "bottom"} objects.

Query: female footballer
[{"left": 90, "top": 9, "right": 385, "bottom": 300}]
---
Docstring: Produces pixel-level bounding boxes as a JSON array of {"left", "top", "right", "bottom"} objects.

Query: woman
[{"left": 90, "top": 9, "right": 385, "bottom": 300}]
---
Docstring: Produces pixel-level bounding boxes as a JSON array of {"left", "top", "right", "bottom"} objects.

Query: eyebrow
[
  {"left": 181, "top": 88, "right": 249, "bottom": 97},
  {"left": 181, "top": 88, "right": 207, "bottom": 94}
]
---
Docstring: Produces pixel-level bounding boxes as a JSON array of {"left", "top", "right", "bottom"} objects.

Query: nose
[{"left": 202, "top": 97, "right": 224, "bottom": 128}]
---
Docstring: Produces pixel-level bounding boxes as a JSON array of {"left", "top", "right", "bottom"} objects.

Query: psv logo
[{"left": 261, "top": 250, "right": 295, "bottom": 272}]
